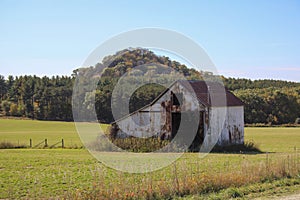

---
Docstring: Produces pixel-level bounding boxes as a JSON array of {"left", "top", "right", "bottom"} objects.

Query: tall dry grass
[{"left": 68, "top": 150, "right": 300, "bottom": 200}]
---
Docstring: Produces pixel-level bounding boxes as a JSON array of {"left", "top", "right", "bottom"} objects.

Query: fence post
[
  {"left": 44, "top": 139, "right": 48, "bottom": 147},
  {"left": 62, "top": 139, "right": 64, "bottom": 148},
  {"left": 30, "top": 138, "right": 32, "bottom": 148}
]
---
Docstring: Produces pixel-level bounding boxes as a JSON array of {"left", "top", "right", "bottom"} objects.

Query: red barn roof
[{"left": 178, "top": 80, "right": 244, "bottom": 107}]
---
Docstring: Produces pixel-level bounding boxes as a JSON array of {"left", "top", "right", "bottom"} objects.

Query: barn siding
[{"left": 218, "top": 106, "right": 244, "bottom": 145}]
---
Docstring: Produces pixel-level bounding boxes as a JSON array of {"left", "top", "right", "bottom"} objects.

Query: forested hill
[
  {"left": 75, "top": 48, "right": 205, "bottom": 80},
  {"left": 0, "top": 48, "right": 299, "bottom": 124}
]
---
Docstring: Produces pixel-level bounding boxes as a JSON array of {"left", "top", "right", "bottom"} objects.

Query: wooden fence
[{"left": 30, "top": 138, "right": 65, "bottom": 148}]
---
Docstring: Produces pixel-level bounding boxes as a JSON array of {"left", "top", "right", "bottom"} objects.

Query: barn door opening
[
  {"left": 171, "top": 111, "right": 204, "bottom": 149},
  {"left": 171, "top": 113, "right": 181, "bottom": 139},
  {"left": 188, "top": 111, "right": 204, "bottom": 151}
]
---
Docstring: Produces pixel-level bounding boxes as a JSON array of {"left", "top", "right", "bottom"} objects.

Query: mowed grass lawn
[{"left": 0, "top": 119, "right": 300, "bottom": 199}]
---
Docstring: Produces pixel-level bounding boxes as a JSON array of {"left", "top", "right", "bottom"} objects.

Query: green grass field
[
  {"left": 0, "top": 119, "right": 109, "bottom": 148},
  {"left": 246, "top": 127, "right": 300, "bottom": 153},
  {"left": 0, "top": 119, "right": 300, "bottom": 199}
]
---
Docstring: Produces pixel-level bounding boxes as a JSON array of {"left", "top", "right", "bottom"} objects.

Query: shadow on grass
[{"left": 210, "top": 141, "right": 264, "bottom": 154}]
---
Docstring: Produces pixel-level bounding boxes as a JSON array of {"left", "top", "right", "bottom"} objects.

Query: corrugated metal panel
[{"left": 179, "top": 80, "right": 244, "bottom": 107}]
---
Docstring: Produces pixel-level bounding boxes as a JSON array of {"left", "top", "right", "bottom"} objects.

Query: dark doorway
[
  {"left": 171, "top": 111, "right": 205, "bottom": 151},
  {"left": 189, "top": 111, "right": 204, "bottom": 151},
  {"left": 171, "top": 113, "right": 181, "bottom": 138}
]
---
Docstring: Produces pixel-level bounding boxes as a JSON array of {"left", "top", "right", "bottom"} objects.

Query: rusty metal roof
[{"left": 178, "top": 80, "right": 244, "bottom": 107}]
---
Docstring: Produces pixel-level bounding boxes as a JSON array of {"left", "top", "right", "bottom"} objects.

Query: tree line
[
  {"left": 0, "top": 48, "right": 299, "bottom": 124},
  {"left": 0, "top": 75, "right": 73, "bottom": 121}
]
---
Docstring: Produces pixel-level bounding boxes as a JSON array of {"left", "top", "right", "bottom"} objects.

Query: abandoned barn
[{"left": 110, "top": 80, "right": 244, "bottom": 148}]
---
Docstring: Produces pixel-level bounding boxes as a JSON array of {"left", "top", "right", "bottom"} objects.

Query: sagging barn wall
[{"left": 113, "top": 91, "right": 170, "bottom": 139}]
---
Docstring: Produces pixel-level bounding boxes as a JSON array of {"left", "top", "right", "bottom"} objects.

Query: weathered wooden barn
[{"left": 110, "top": 80, "right": 244, "bottom": 148}]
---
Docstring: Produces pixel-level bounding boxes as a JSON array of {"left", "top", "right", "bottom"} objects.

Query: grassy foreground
[{"left": 0, "top": 119, "right": 300, "bottom": 199}]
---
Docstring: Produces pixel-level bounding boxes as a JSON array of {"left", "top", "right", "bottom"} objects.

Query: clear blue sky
[{"left": 0, "top": 0, "right": 299, "bottom": 81}]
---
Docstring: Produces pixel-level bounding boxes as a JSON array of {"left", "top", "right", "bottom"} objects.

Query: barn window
[{"left": 172, "top": 92, "right": 183, "bottom": 106}]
